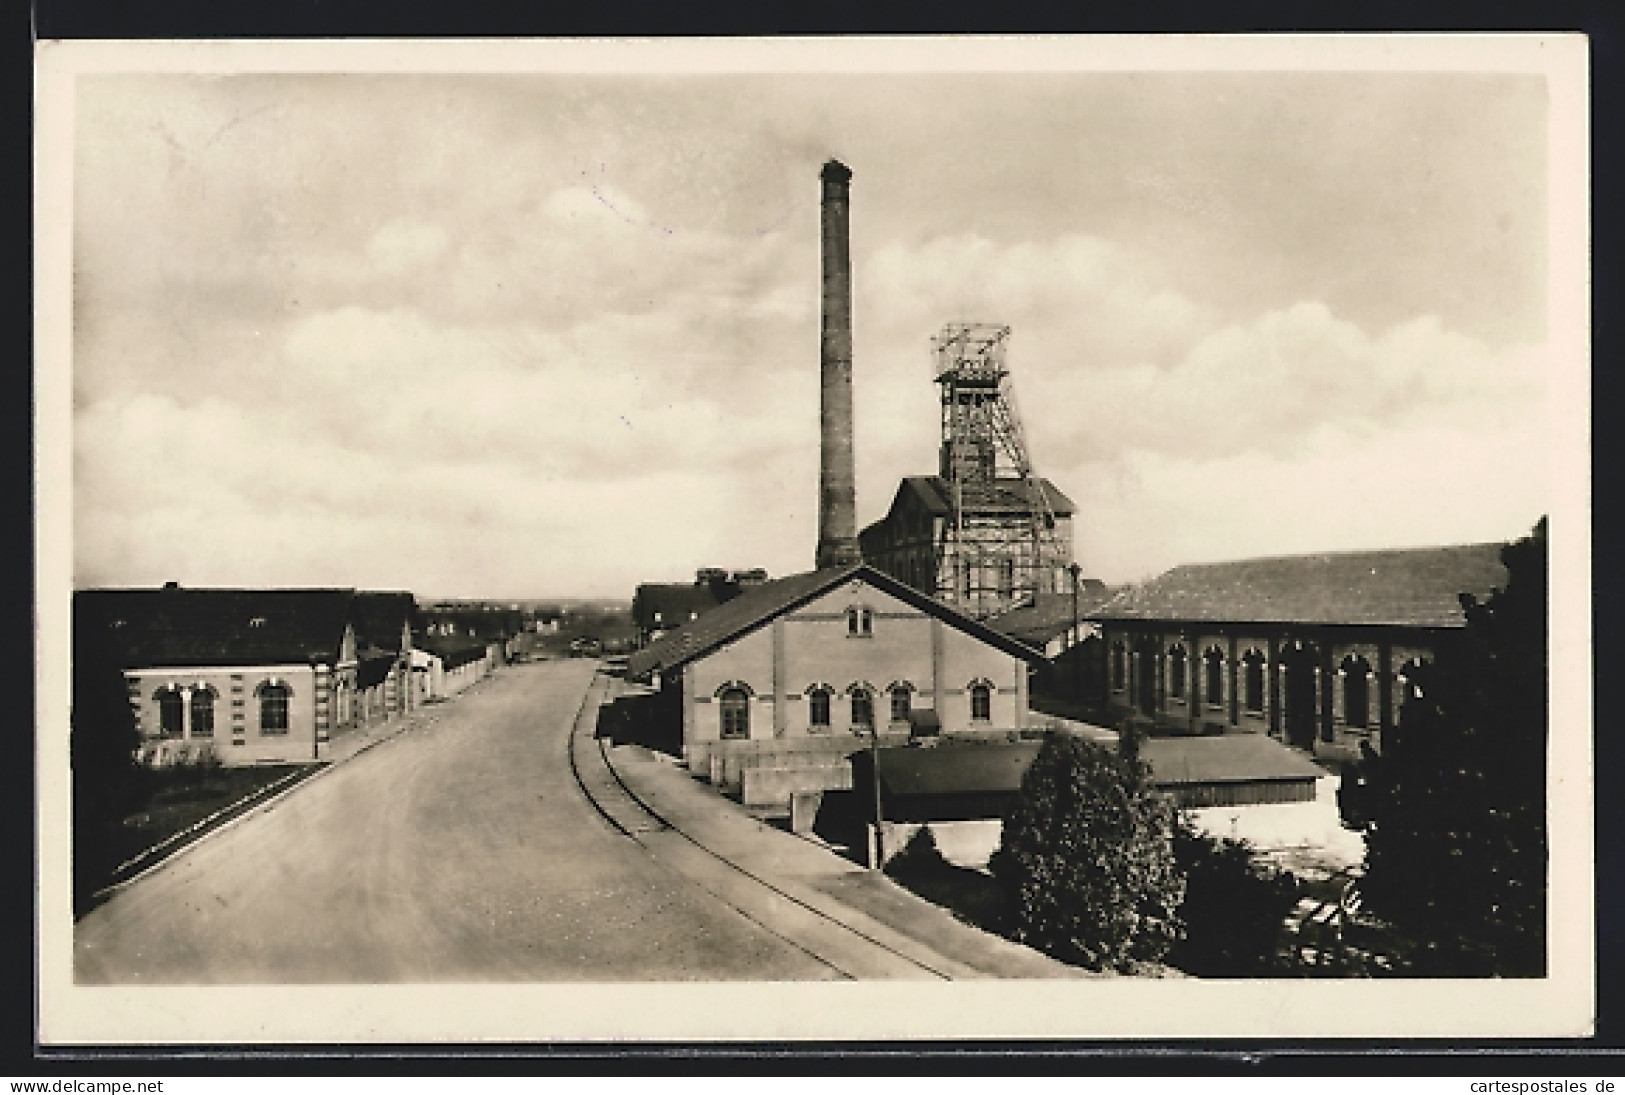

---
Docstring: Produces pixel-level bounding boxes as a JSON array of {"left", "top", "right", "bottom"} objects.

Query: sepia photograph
[{"left": 34, "top": 34, "right": 1592, "bottom": 1044}]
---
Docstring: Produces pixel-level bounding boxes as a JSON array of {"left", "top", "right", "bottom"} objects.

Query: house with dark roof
[
  {"left": 76, "top": 586, "right": 363, "bottom": 766},
  {"left": 626, "top": 563, "right": 1042, "bottom": 803},
  {"left": 1086, "top": 542, "right": 1510, "bottom": 757},
  {"left": 352, "top": 591, "right": 420, "bottom": 722},
  {"left": 629, "top": 568, "right": 765, "bottom": 648},
  {"left": 858, "top": 475, "right": 1078, "bottom": 618}
]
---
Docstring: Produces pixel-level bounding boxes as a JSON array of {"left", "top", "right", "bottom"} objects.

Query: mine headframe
[{"left": 931, "top": 322, "right": 1068, "bottom": 618}]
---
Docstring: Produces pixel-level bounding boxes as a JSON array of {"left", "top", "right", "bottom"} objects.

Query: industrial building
[{"left": 860, "top": 323, "right": 1082, "bottom": 620}]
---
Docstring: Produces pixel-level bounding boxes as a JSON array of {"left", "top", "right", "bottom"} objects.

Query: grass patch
[{"left": 106, "top": 764, "right": 319, "bottom": 877}]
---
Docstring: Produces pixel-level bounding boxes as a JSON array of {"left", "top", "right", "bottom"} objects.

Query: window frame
[
  {"left": 1168, "top": 644, "right": 1188, "bottom": 700},
  {"left": 1241, "top": 650, "right": 1266, "bottom": 714},
  {"left": 889, "top": 684, "right": 912, "bottom": 724},
  {"left": 807, "top": 686, "right": 832, "bottom": 730},
  {"left": 155, "top": 687, "right": 184, "bottom": 738},
  {"left": 257, "top": 681, "right": 292, "bottom": 736},
  {"left": 849, "top": 687, "right": 874, "bottom": 731},
  {"left": 1341, "top": 654, "right": 1372, "bottom": 729},
  {"left": 845, "top": 606, "right": 873, "bottom": 638},
  {"left": 969, "top": 681, "right": 993, "bottom": 722},
  {"left": 189, "top": 685, "right": 216, "bottom": 738},
  {"left": 718, "top": 686, "right": 751, "bottom": 740}
]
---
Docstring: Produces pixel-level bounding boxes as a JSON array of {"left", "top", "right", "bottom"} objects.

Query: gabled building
[
  {"left": 626, "top": 563, "right": 1042, "bottom": 790},
  {"left": 351, "top": 590, "right": 420, "bottom": 721},
  {"left": 1088, "top": 542, "right": 1510, "bottom": 756},
  {"left": 859, "top": 475, "right": 1077, "bottom": 618},
  {"left": 76, "top": 586, "right": 361, "bottom": 765},
  {"left": 629, "top": 567, "right": 766, "bottom": 648}
]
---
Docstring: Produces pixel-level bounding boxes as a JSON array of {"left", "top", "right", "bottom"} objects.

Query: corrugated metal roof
[
  {"left": 1090, "top": 542, "right": 1508, "bottom": 628},
  {"left": 626, "top": 563, "right": 1041, "bottom": 680}
]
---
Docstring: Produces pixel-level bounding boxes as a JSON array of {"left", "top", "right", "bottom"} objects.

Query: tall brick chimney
[{"left": 816, "top": 159, "right": 861, "bottom": 569}]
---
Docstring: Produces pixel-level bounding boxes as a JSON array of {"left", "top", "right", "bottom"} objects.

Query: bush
[
  {"left": 1168, "top": 820, "right": 1302, "bottom": 977},
  {"left": 884, "top": 825, "right": 946, "bottom": 880},
  {"left": 989, "top": 734, "right": 1185, "bottom": 972}
]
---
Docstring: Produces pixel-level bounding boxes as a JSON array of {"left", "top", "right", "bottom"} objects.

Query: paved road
[{"left": 74, "top": 660, "right": 835, "bottom": 983}]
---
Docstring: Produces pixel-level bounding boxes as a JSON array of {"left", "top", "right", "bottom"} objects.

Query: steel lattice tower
[{"left": 932, "top": 323, "right": 1071, "bottom": 618}]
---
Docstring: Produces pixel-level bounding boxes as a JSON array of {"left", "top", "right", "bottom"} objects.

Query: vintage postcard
[{"left": 35, "top": 34, "right": 1592, "bottom": 1044}]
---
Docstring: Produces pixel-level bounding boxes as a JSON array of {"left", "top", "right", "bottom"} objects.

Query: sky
[{"left": 69, "top": 64, "right": 1554, "bottom": 599}]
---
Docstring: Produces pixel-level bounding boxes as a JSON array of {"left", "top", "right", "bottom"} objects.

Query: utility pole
[
  {"left": 1068, "top": 562, "right": 1081, "bottom": 702},
  {"left": 869, "top": 724, "right": 885, "bottom": 870}
]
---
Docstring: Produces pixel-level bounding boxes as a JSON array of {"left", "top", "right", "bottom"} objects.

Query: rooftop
[
  {"left": 1091, "top": 542, "right": 1509, "bottom": 629},
  {"left": 75, "top": 587, "right": 357, "bottom": 669},
  {"left": 626, "top": 563, "right": 1040, "bottom": 680}
]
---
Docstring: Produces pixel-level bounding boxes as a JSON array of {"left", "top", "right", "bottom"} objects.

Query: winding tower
[{"left": 932, "top": 322, "right": 1071, "bottom": 618}]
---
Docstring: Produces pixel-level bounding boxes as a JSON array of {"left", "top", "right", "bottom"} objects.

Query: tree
[
  {"left": 1168, "top": 821, "right": 1302, "bottom": 977},
  {"left": 71, "top": 607, "right": 149, "bottom": 913},
  {"left": 989, "top": 733, "right": 1185, "bottom": 972},
  {"left": 1360, "top": 517, "right": 1548, "bottom": 976}
]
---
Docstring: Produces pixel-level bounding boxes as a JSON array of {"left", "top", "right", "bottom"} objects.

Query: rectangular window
[
  {"left": 850, "top": 691, "right": 873, "bottom": 729},
  {"left": 191, "top": 691, "right": 215, "bottom": 737}
]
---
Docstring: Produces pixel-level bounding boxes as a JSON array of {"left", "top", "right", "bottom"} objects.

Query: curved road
[{"left": 74, "top": 660, "right": 836, "bottom": 983}]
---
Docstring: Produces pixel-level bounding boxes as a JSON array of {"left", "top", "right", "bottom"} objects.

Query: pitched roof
[
  {"left": 1137, "top": 734, "right": 1327, "bottom": 786},
  {"left": 1090, "top": 542, "right": 1509, "bottom": 629},
  {"left": 629, "top": 581, "right": 737, "bottom": 629},
  {"left": 415, "top": 633, "right": 491, "bottom": 669},
  {"left": 873, "top": 741, "right": 1043, "bottom": 796},
  {"left": 988, "top": 587, "right": 1112, "bottom": 648},
  {"left": 626, "top": 563, "right": 1041, "bottom": 680},
  {"left": 75, "top": 587, "right": 355, "bottom": 669},
  {"left": 882, "top": 475, "right": 1076, "bottom": 521},
  {"left": 865, "top": 733, "right": 1323, "bottom": 798},
  {"left": 353, "top": 591, "right": 417, "bottom": 653}
]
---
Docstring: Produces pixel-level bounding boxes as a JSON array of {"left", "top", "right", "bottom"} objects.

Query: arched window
[
  {"left": 719, "top": 686, "right": 750, "bottom": 740},
  {"left": 849, "top": 688, "right": 874, "bottom": 730},
  {"left": 1203, "top": 647, "right": 1225, "bottom": 706},
  {"left": 890, "top": 684, "right": 912, "bottom": 724},
  {"left": 970, "top": 681, "right": 992, "bottom": 722},
  {"left": 846, "top": 606, "right": 873, "bottom": 637},
  {"left": 190, "top": 686, "right": 216, "bottom": 738},
  {"left": 1168, "top": 644, "right": 1188, "bottom": 699},
  {"left": 1110, "top": 642, "right": 1127, "bottom": 691},
  {"left": 1241, "top": 650, "right": 1266, "bottom": 713},
  {"left": 807, "top": 686, "right": 832, "bottom": 730},
  {"left": 155, "top": 687, "right": 183, "bottom": 737},
  {"left": 1341, "top": 655, "right": 1372, "bottom": 728},
  {"left": 257, "top": 681, "right": 291, "bottom": 735}
]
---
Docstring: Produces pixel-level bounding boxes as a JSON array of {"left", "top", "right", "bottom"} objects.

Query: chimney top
[
  {"left": 820, "top": 159, "right": 851, "bottom": 184},
  {"left": 163, "top": 581, "right": 180, "bottom": 590}
]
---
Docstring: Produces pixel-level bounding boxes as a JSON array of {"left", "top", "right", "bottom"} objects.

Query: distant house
[
  {"left": 352, "top": 590, "right": 420, "bottom": 721},
  {"left": 626, "top": 563, "right": 1042, "bottom": 802},
  {"left": 1087, "top": 542, "right": 1510, "bottom": 756},
  {"left": 76, "top": 586, "right": 360, "bottom": 766},
  {"left": 987, "top": 586, "right": 1110, "bottom": 659},
  {"left": 629, "top": 567, "right": 767, "bottom": 648},
  {"left": 413, "top": 634, "right": 497, "bottom": 698}
]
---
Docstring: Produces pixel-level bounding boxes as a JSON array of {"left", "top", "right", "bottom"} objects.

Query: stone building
[
  {"left": 625, "top": 562, "right": 1041, "bottom": 802},
  {"left": 1087, "top": 542, "right": 1509, "bottom": 757},
  {"left": 76, "top": 586, "right": 361, "bottom": 766}
]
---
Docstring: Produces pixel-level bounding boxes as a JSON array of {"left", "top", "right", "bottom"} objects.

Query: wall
[
  {"left": 1099, "top": 621, "right": 1447, "bottom": 758},
  {"left": 126, "top": 663, "right": 325, "bottom": 766},
  {"left": 682, "top": 575, "right": 1028, "bottom": 778}
]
